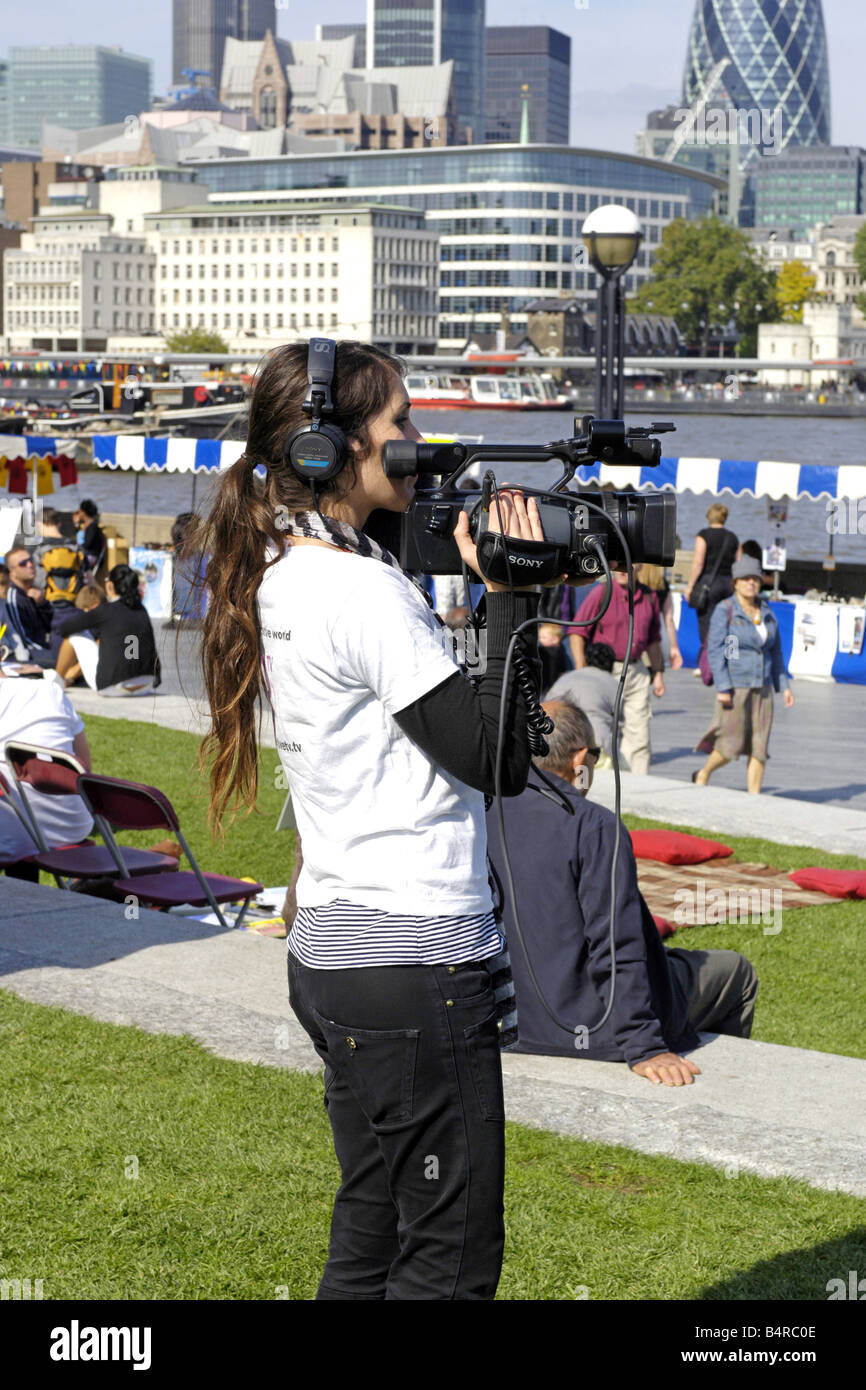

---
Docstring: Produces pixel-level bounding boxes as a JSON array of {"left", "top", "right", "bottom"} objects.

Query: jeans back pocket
[{"left": 310, "top": 1005, "right": 420, "bottom": 1128}]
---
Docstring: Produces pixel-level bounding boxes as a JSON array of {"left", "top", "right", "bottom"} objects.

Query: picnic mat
[{"left": 637, "top": 857, "right": 837, "bottom": 927}]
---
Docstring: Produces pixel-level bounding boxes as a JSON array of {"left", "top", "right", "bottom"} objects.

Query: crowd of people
[{"left": 0, "top": 501, "right": 161, "bottom": 696}]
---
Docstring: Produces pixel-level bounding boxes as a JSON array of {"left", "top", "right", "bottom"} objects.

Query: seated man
[
  {"left": 545, "top": 640, "right": 618, "bottom": 766},
  {"left": 485, "top": 700, "right": 758, "bottom": 1086},
  {"left": 0, "top": 670, "right": 93, "bottom": 877},
  {"left": 3, "top": 547, "right": 55, "bottom": 667}
]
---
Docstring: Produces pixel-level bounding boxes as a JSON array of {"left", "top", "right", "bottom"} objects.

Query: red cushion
[
  {"left": 630, "top": 829, "right": 733, "bottom": 865},
  {"left": 653, "top": 914, "right": 676, "bottom": 939},
  {"left": 788, "top": 868, "right": 866, "bottom": 899}
]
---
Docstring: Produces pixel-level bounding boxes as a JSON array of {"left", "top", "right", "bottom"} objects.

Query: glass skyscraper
[
  {"left": 485, "top": 27, "right": 570, "bottom": 144},
  {"left": 683, "top": 0, "right": 831, "bottom": 159},
  {"left": 172, "top": 0, "right": 276, "bottom": 88},
  {"left": 6, "top": 46, "right": 152, "bottom": 150},
  {"left": 368, "top": 0, "right": 485, "bottom": 144}
]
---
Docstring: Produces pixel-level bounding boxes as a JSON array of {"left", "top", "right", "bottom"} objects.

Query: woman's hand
[
  {"left": 783, "top": 689, "right": 795, "bottom": 708},
  {"left": 717, "top": 691, "right": 734, "bottom": 708},
  {"left": 670, "top": 647, "right": 684, "bottom": 670},
  {"left": 453, "top": 490, "right": 567, "bottom": 593}
]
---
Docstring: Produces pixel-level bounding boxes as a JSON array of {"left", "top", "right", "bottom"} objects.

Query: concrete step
[{"left": 1, "top": 880, "right": 863, "bottom": 1197}]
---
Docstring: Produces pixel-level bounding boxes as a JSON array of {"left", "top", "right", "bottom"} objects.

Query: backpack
[{"left": 42, "top": 545, "right": 84, "bottom": 604}]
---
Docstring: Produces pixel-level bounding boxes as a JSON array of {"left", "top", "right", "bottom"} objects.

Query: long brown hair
[{"left": 189, "top": 340, "right": 404, "bottom": 833}]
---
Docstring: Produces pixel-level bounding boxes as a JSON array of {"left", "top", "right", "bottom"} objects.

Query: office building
[
  {"left": 5, "top": 46, "right": 152, "bottom": 151},
  {"left": 754, "top": 146, "right": 865, "bottom": 237},
  {"left": 485, "top": 27, "right": 570, "bottom": 145},
  {"left": 189, "top": 143, "right": 723, "bottom": 347},
  {"left": 683, "top": 0, "right": 831, "bottom": 161},
  {"left": 172, "top": 0, "right": 275, "bottom": 88},
  {"left": 4, "top": 211, "right": 155, "bottom": 350},
  {"left": 367, "top": 0, "right": 485, "bottom": 144},
  {"left": 220, "top": 31, "right": 458, "bottom": 144},
  {"left": 757, "top": 302, "right": 866, "bottom": 386},
  {"left": 316, "top": 24, "right": 367, "bottom": 67},
  {"left": 145, "top": 201, "right": 439, "bottom": 353}
]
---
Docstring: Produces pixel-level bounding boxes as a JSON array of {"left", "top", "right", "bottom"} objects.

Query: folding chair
[
  {"left": 77, "top": 773, "right": 263, "bottom": 929},
  {"left": 4, "top": 741, "right": 178, "bottom": 890},
  {"left": 0, "top": 766, "right": 41, "bottom": 875}
]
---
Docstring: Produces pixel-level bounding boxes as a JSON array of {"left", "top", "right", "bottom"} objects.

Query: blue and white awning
[
  {"left": 0, "top": 433, "right": 77, "bottom": 459},
  {"left": 88, "top": 437, "right": 866, "bottom": 500},
  {"left": 92, "top": 436, "right": 245, "bottom": 474},
  {"left": 573, "top": 457, "right": 866, "bottom": 501}
]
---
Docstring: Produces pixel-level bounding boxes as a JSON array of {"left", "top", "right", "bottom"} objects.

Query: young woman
[
  {"left": 57, "top": 565, "right": 160, "bottom": 696},
  {"left": 193, "top": 340, "right": 576, "bottom": 1301},
  {"left": 693, "top": 556, "right": 794, "bottom": 794},
  {"left": 684, "top": 502, "right": 741, "bottom": 653}
]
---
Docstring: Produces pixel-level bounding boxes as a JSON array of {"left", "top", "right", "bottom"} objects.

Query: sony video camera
[{"left": 379, "top": 416, "right": 677, "bottom": 586}]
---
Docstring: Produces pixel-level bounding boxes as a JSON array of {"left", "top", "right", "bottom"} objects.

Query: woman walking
[
  {"left": 684, "top": 503, "right": 740, "bottom": 655},
  {"left": 693, "top": 557, "right": 794, "bottom": 794},
  {"left": 193, "top": 339, "right": 577, "bottom": 1300}
]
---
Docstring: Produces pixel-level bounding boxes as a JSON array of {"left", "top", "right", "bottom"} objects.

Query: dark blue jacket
[{"left": 485, "top": 776, "right": 698, "bottom": 1065}]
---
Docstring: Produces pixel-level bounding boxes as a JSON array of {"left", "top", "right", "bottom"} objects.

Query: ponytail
[{"left": 108, "top": 564, "right": 144, "bottom": 609}]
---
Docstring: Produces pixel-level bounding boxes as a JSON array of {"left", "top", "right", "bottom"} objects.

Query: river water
[{"left": 78, "top": 410, "right": 866, "bottom": 564}]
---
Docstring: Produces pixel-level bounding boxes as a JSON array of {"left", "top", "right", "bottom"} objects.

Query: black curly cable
[{"left": 511, "top": 649, "right": 554, "bottom": 756}]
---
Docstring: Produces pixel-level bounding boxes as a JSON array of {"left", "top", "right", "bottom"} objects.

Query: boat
[{"left": 406, "top": 371, "right": 570, "bottom": 411}]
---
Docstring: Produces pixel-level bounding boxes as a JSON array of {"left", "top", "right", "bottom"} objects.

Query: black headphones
[{"left": 284, "top": 338, "right": 350, "bottom": 484}]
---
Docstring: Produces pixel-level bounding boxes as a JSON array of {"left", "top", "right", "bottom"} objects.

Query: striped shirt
[
  {"left": 288, "top": 901, "right": 518, "bottom": 1047},
  {"left": 288, "top": 900, "right": 503, "bottom": 969}
]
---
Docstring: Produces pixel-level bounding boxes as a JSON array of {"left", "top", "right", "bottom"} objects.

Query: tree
[
  {"left": 630, "top": 217, "right": 778, "bottom": 357},
  {"left": 775, "top": 260, "right": 817, "bottom": 322},
  {"left": 163, "top": 327, "right": 229, "bottom": 354},
  {"left": 853, "top": 223, "right": 866, "bottom": 319}
]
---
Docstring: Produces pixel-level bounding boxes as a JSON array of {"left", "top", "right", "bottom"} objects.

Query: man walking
[{"left": 566, "top": 565, "right": 664, "bottom": 774}]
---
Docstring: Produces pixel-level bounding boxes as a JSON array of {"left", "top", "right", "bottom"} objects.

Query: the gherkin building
[{"left": 683, "top": 0, "right": 831, "bottom": 154}]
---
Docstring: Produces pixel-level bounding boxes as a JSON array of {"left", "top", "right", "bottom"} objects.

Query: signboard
[
  {"left": 788, "top": 599, "right": 838, "bottom": 681},
  {"left": 130, "top": 546, "right": 173, "bottom": 621},
  {"left": 838, "top": 606, "right": 865, "bottom": 657},
  {"left": 762, "top": 499, "right": 788, "bottom": 571}
]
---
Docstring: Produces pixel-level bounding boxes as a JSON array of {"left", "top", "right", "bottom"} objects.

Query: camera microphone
[{"left": 382, "top": 440, "right": 467, "bottom": 478}]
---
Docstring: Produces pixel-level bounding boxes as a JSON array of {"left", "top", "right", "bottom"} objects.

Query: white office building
[
  {"left": 3, "top": 211, "right": 156, "bottom": 350},
  {"left": 145, "top": 201, "right": 439, "bottom": 353}
]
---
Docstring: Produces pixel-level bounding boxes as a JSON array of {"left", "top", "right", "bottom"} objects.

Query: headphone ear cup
[{"left": 285, "top": 422, "right": 350, "bottom": 483}]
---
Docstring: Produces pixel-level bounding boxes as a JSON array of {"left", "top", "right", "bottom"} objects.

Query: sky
[{"left": 2, "top": 0, "right": 863, "bottom": 155}]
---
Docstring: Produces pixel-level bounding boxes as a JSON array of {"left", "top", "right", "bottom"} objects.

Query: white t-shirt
[
  {"left": 0, "top": 679, "right": 92, "bottom": 861},
  {"left": 258, "top": 545, "right": 493, "bottom": 916}
]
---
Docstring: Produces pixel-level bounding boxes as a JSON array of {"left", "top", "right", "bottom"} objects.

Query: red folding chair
[
  {"left": 76, "top": 773, "right": 263, "bottom": 929},
  {"left": 0, "top": 766, "right": 41, "bottom": 874},
  {"left": 4, "top": 741, "right": 178, "bottom": 890}
]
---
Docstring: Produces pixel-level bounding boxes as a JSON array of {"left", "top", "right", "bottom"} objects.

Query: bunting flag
[{"left": 0, "top": 456, "right": 7, "bottom": 489}]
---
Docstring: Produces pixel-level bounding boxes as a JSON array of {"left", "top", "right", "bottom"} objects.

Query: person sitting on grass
[
  {"left": 3, "top": 547, "right": 55, "bottom": 668},
  {"left": 485, "top": 700, "right": 759, "bottom": 1085},
  {"left": 56, "top": 565, "right": 161, "bottom": 697},
  {"left": 51, "top": 583, "right": 105, "bottom": 687}
]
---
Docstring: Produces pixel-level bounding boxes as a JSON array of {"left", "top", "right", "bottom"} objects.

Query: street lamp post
[{"left": 581, "top": 205, "right": 642, "bottom": 419}]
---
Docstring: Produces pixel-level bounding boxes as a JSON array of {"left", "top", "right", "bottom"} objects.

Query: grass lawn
[
  {"left": 1, "top": 991, "right": 864, "bottom": 1302},
  {"left": 79, "top": 714, "right": 866, "bottom": 1061}
]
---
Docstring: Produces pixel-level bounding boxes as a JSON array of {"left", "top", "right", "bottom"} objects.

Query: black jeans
[{"left": 288, "top": 953, "right": 506, "bottom": 1301}]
